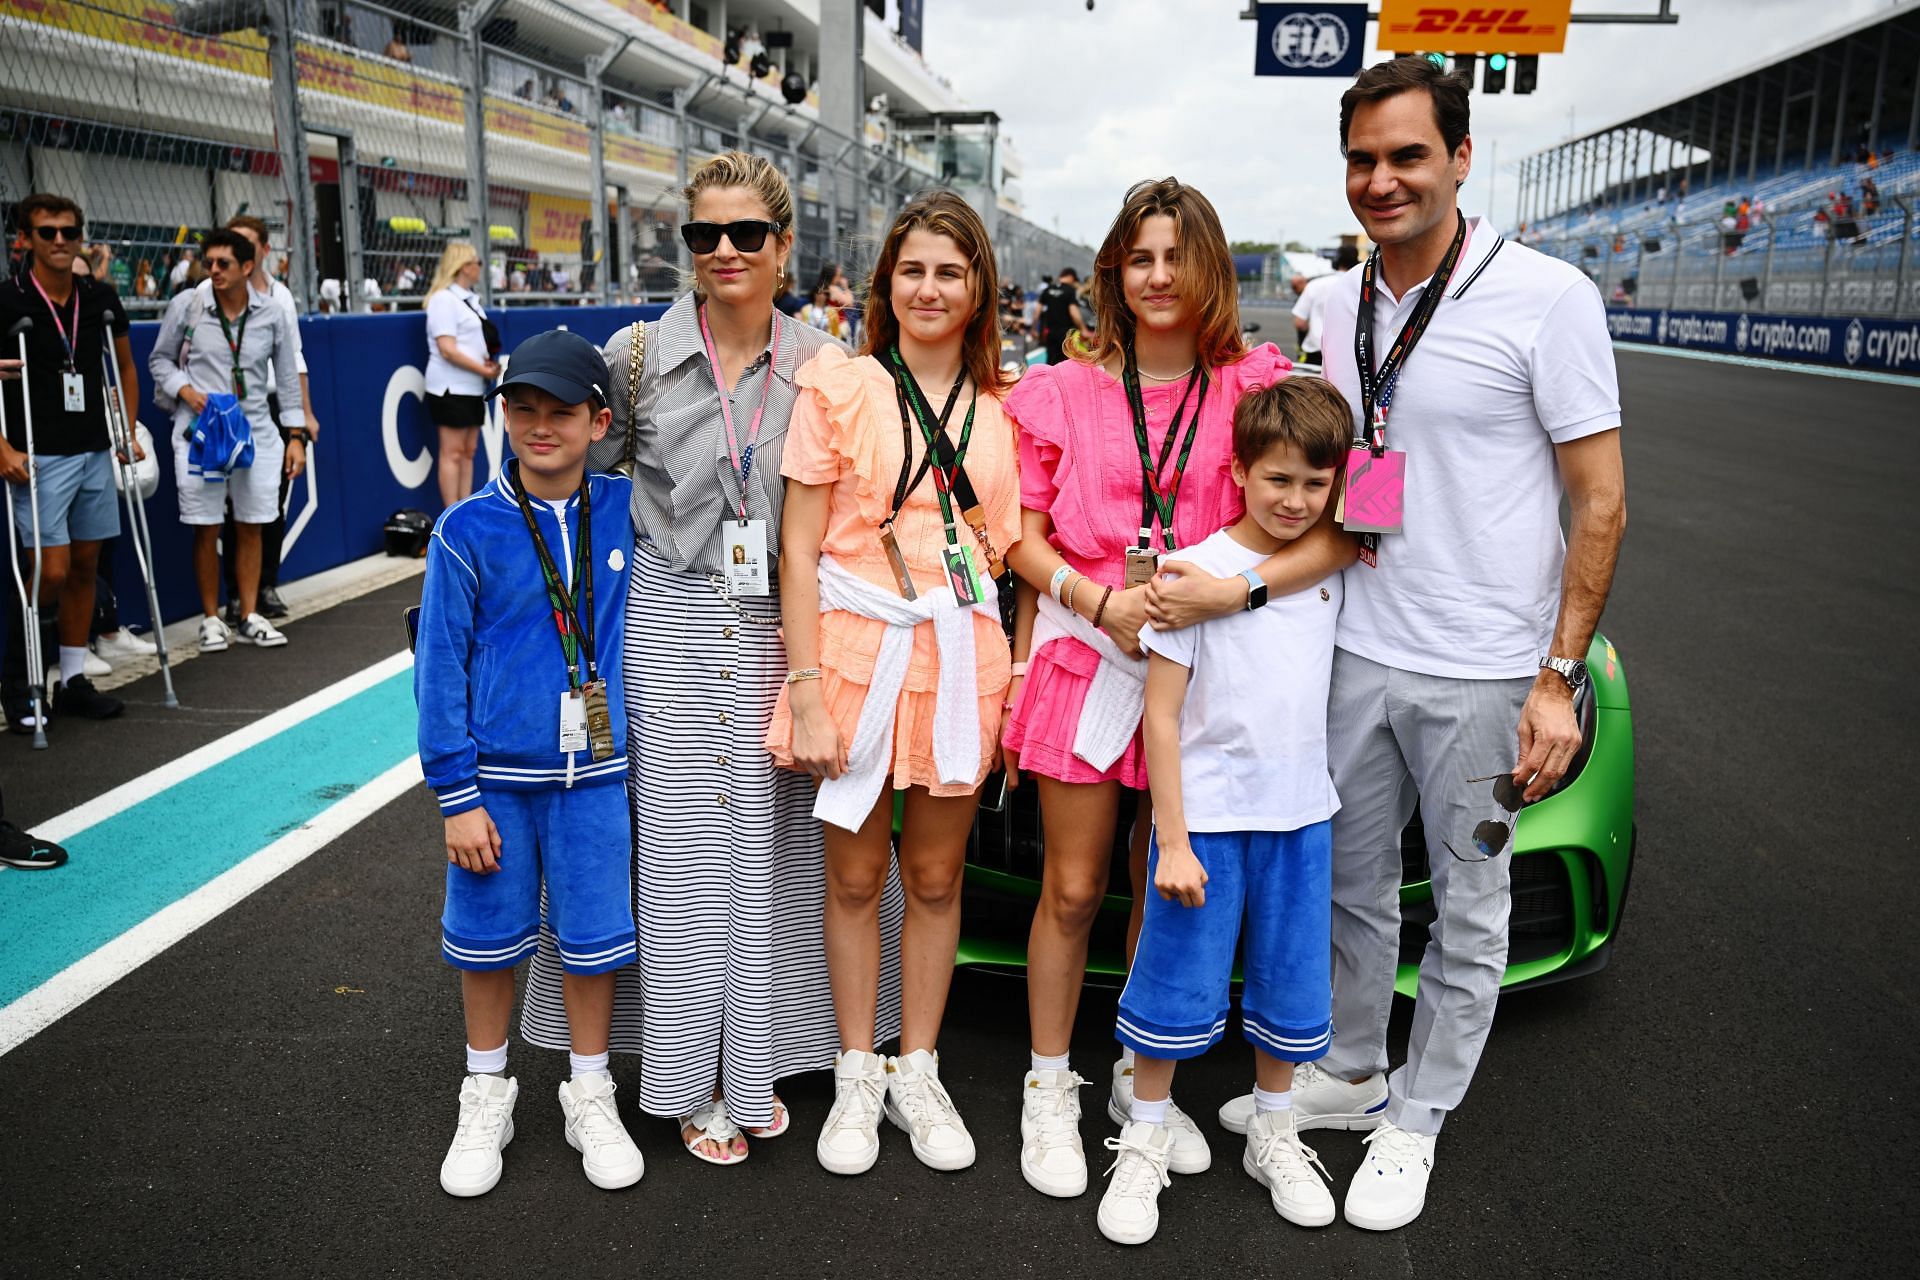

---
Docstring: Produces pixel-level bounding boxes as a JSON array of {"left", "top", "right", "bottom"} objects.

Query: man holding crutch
[{"left": 1, "top": 193, "right": 139, "bottom": 734}]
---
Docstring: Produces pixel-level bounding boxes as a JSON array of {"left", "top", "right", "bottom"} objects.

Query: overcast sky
[{"left": 921, "top": 0, "right": 1905, "bottom": 249}]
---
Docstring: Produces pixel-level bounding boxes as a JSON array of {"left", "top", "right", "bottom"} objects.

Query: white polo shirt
[
  {"left": 1320, "top": 216, "right": 1621, "bottom": 681},
  {"left": 424, "top": 283, "right": 490, "bottom": 397}
]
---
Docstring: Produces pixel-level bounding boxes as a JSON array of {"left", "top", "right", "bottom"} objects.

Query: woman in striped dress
[{"left": 520, "top": 152, "right": 904, "bottom": 1165}]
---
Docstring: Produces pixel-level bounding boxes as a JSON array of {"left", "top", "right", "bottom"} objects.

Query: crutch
[
  {"left": 98, "top": 308, "right": 178, "bottom": 709},
  {"left": 2, "top": 316, "right": 49, "bottom": 748}
]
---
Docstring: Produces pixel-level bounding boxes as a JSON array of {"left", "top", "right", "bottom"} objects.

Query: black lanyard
[
  {"left": 508, "top": 462, "right": 597, "bottom": 690},
  {"left": 215, "top": 301, "right": 251, "bottom": 400},
  {"left": 1354, "top": 212, "right": 1467, "bottom": 454},
  {"left": 1120, "top": 345, "right": 1209, "bottom": 551},
  {"left": 886, "top": 347, "right": 976, "bottom": 547}
]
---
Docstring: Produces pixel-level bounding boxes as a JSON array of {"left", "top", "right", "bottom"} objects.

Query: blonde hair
[
  {"left": 860, "top": 190, "right": 1012, "bottom": 396},
  {"left": 425, "top": 240, "right": 480, "bottom": 301},
  {"left": 683, "top": 151, "right": 795, "bottom": 298}
]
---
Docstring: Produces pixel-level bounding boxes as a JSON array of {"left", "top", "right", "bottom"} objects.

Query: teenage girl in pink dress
[{"left": 1001, "top": 178, "right": 1354, "bottom": 1200}]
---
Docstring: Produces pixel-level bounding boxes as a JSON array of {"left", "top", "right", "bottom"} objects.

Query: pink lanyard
[
  {"left": 28, "top": 274, "right": 80, "bottom": 371},
  {"left": 698, "top": 304, "right": 781, "bottom": 519}
]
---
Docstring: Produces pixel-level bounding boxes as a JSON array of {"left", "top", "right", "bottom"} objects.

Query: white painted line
[
  {"left": 1614, "top": 342, "right": 1920, "bottom": 387},
  {"left": 0, "top": 755, "right": 423, "bottom": 1058},
  {"left": 35, "top": 650, "right": 413, "bottom": 844}
]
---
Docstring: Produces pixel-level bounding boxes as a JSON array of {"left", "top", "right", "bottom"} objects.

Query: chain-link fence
[
  {"left": 1, "top": 0, "right": 1088, "bottom": 317},
  {"left": 1528, "top": 194, "right": 1919, "bottom": 318}
]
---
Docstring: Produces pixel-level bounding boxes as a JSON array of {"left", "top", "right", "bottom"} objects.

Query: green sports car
[{"left": 957, "top": 634, "right": 1634, "bottom": 992}]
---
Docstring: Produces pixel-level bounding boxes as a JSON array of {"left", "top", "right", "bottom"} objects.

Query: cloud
[{"left": 924, "top": 0, "right": 1894, "bottom": 249}]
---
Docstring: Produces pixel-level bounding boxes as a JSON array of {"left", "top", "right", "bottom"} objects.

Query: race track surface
[{"left": 2, "top": 349, "right": 1915, "bottom": 1276}]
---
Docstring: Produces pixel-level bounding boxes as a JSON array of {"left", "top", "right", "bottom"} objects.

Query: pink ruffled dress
[{"left": 1002, "top": 344, "right": 1294, "bottom": 788}]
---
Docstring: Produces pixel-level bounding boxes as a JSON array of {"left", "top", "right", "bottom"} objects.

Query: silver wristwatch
[{"left": 1540, "top": 655, "right": 1589, "bottom": 694}]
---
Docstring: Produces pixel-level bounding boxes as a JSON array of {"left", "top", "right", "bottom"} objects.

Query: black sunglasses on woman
[{"left": 679, "top": 219, "right": 782, "bottom": 255}]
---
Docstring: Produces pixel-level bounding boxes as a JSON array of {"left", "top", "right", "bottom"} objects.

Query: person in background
[
  {"left": 133, "top": 259, "right": 158, "bottom": 301},
  {"left": 1291, "top": 247, "right": 1358, "bottom": 370},
  {"left": 1037, "top": 266, "right": 1090, "bottom": 365},
  {"left": 0, "top": 193, "right": 139, "bottom": 732},
  {"left": 422, "top": 241, "right": 499, "bottom": 510},
  {"left": 167, "top": 248, "right": 195, "bottom": 296},
  {"left": 220, "top": 215, "right": 319, "bottom": 622},
  {"left": 149, "top": 227, "right": 305, "bottom": 652},
  {"left": 383, "top": 35, "right": 411, "bottom": 63}
]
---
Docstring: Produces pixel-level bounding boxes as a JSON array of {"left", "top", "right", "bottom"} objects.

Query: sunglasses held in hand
[
  {"left": 679, "top": 219, "right": 783, "bottom": 255},
  {"left": 1445, "top": 772, "right": 1528, "bottom": 863}
]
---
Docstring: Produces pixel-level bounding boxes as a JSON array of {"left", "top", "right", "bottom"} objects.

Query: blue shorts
[
  {"left": 6, "top": 451, "right": 120, "bottom": 548},
  {"left": 440, "top": 784, "right": 636, "bottom": 975},
  {"left": 1116, "top": 822, "right": 1333, "bottom": 1062}
]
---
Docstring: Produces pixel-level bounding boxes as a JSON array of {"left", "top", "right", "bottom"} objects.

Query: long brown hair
[
  {"left": 1082, "top": 177, "right": 1246, "bottom": 372},
  {"left": 860, "top": 190, "right": 1012, "bottom": 395}
]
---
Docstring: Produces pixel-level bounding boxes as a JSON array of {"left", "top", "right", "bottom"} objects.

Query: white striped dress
[{"left": 519, "top": 300, "right": 903, "bottom": 1128}]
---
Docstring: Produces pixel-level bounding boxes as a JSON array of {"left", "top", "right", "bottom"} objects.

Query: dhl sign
[{"left": 1377, "top": 1, "right": 1572, "bottom": 54}]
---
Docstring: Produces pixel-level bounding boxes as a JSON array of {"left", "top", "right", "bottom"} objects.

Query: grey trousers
[{"left": 1318, "top": 647, "right": 1534, "bottom": 1136}]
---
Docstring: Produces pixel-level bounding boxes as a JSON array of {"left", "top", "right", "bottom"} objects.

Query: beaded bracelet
[{"left": 1091, "top": 586, "right": 1113, "bottom": 629}]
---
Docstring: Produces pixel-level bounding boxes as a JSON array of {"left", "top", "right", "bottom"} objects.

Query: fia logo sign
[{"left": 1272, "top": 12, "right": 1352, "bottom": 69}]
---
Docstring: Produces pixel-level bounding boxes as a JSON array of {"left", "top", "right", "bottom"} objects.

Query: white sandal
[
  {"left": 678, "top": 1100, "right": 747, "bottom": 1166},
  {"left": 746, "top": 1097, "right": 790, "bottom": 1139}
]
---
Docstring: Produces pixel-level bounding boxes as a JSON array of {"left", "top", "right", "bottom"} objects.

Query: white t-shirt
[
  {"left": 1139, "top": 529, "right": 1343, "bottom": 834},
  {"left": 424, "top": 283, "right": 490, "bottom": 396},
  {"left": 1290, "top": 273, "right": 1341, "bottom": 356},
  {"left": 1320, "top": 217, "right": 1621, "bottom": 680},
  {"left": 254, "top": 277, "right": 308, "bottom": 377}
]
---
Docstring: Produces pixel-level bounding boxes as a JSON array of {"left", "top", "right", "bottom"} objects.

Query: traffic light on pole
[
  {"left": 1483, "top": 52, "right": 1508, "bottom": 94},
  {"left": 1514, "top": 55, "right": 1538, "bottom": 94}
]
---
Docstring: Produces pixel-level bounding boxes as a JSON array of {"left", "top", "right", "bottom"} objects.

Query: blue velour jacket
[{"left": 413, "top": 469, "right": 635, "bottom": 817}]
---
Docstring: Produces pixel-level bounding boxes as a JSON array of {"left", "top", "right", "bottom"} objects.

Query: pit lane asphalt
[{"left": 3, "top": 349, "right": 1915, "bottom": 1278}]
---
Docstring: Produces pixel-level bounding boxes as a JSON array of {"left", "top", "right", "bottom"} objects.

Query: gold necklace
[{"left": 1138, "top": 363, "right": 1195, "bottom": 382}]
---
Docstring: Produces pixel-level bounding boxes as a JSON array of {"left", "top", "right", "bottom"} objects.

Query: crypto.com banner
[{"left": 1606, "top": 306, "right": 1920, "bottom": 377}]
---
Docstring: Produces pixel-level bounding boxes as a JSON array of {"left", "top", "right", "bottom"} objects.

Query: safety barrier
[
  {"left": 1605, "top": 305, "right": 1920, "bottom": 375},
  {"left": 112, "top": 303, "right": 668, "bottom": 631}
]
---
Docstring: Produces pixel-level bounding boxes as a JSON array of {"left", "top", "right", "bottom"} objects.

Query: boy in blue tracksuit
[{"left": 413, "top": 330, "right": 643, "bottom": 1197}]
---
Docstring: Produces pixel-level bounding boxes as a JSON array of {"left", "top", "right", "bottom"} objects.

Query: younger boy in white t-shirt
[{"left": 1098, "top": 376, "right": 1352, "bottom": 1245}]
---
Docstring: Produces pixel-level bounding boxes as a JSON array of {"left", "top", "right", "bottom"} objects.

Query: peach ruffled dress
[{"left": 766, "top": 346, "right": 1020, "bottom": 794}]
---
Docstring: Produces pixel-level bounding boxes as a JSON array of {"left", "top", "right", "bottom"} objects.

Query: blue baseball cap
[{"left": 489, "top": 329, "right": 610, "bottom": 406}]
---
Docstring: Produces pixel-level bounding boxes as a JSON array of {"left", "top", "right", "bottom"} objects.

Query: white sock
[
  {"left": 1131, "top": 1095, "right": 1170, "bottom": 1127},
  {"left": 1030, "top": 1050, "right": 1071, "bottom": 1073},
  {"left": 569, "top": 1050, "right": 610, "bottom": 1081},
  {"left": 1253, "top": 1086, "right": 1293, "bottom": 1114},
  {"left": 1119, "top": 1046, "right": 1136, "bottom": 1068},
  {"left": 58, "top": 646, "right": 87, "bottom": 683},
  {"left": 467, "top": 1042, "right": 508, "bottom": 1077}
]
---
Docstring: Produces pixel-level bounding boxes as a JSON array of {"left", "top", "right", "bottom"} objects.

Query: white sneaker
[
  {"left": 1343, "top": 1122, "right": 1436, "bottom": 1231},
  {"left": 1019, "top": 1069, "right": 1087, "bottom": 1197},
  {"left": 817, "top": 1050, "right": 887, "bottom": 1175},
  {"left": 1243, "top": 1108, "right": 1336, "bottom": 1227},
  {"left": 439, "top": 1074, "right": 517, "bottom": 1197},
  {"left": 557, "top": 1076, "right": 644, "bottom": 1190},
  {"left": 1218, "top": 1062, "right": 1390, "bottom": 1134},
  {"left": 1109, "top": 1056, "right": 1210, "bottom": 1174},
  {"left": 197, "top": 615, "right": 231, "bottom": 653},
  {"left": 884, "top": 1049, "right": 976, "bottom": 1171},
  {"left": 235, "top": 612, "right": 288, "bottom": 647},
  {"left": 93, "top": 627, "right": 157, "bottom": 661},
  {"left": 77, "top": 649, "right": 111, "bottom": 677},
  {"left": 1097, "top": 1120, "right": 1173, "bottom": 1245}
]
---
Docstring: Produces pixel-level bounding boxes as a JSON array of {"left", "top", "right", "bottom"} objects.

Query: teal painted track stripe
[{"left": 0, "top": 670, "right": 417, "bottom": 1009}]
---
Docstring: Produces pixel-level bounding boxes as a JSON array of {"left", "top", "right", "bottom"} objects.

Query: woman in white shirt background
[{"left": 422, "top": 241, "right": 500, "bottom": 508}]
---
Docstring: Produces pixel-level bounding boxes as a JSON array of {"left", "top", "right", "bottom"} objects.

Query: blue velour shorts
[
  {"left": 440, "top": 784, "right": 635, "bottom": 975},
  {"left": 1116, "top": 822, "right": 1333, "bottom": 1062}
]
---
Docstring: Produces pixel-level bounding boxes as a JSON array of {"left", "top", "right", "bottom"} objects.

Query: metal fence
[
  {"left": 0, "top": 0, "right": 1085, "bottom": 317},
  {"left": 1527, "top": 194, "right": 1920, "bottom": 318}
]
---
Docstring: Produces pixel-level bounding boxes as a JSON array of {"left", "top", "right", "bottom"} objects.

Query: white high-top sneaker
[
  {"left": 884, "top": 1049, "right": 976, "bottom": 1171},
  {"left": 1097, "top": 1120, "right": 1174, "bottom": 1245},
  {"left": 1110, "top": 1055, "right": 1211, "bottom": 1174},
  {"left": 439, "top": 1074, "right": 517, "bottom": 1197},
  {"left": 817, "top": 1049, "right": 888, "bottom": 1175},
  {"left": 1019, "top": 1068, "right": 1087, "bottom": 1197}
]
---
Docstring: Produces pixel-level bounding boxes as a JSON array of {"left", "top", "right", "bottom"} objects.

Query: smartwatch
[{"left": 1239, "top": 568, "right": 1268, "bottom": 611}]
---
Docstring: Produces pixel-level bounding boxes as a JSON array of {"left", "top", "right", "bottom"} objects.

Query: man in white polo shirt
[{"left": 1221, "top": 56, "right": 1627, "bottom": 1230}]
